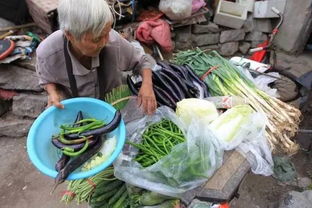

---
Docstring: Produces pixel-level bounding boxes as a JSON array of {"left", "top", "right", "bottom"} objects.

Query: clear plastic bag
[
  {"left": 114, "top": 106, "right": 223, "bottom": 197},
  {"left": 159, "top": 0, "right": 193, "bottom": 20},
  {"left": 236, "top": 113, "right": 274, "bottom": 176}
]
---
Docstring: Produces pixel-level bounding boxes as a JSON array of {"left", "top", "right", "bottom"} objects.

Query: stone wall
[
  {"left": 174, "top": 13, "right": 271, "bottom": 57},
  {"left": 174, "top": 0, "right": 312, "bottom": 55},
  {"left": 0, "top": 64, "right": 47, "bottom": 138}
]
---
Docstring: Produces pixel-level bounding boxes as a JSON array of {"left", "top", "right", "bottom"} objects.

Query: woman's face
[{"left": 67, "top": 23, "right": 112, "bottom": 57}]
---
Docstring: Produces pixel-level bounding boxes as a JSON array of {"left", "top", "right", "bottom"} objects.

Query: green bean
[{"left": 62, "top": 140, "right": 89, "bottom": 156}]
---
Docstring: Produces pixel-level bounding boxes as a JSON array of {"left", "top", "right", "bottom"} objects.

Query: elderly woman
[{"left": 36, "top": 0, "right": 157, "bottom": 114}]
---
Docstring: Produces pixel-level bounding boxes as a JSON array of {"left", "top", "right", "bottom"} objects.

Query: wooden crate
[{"left": 25, "top": 0, "right": 59, "bottom": 34}]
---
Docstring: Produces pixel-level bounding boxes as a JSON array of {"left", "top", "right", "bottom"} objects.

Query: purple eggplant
[
  {"left": 160, "top": 69, "right": 193, "bottom": 98},
  {"left": 152, "top": 71, "right": 180, "bottom": 103},
  {"left": 157, "top": 70, "right": 185, "bottom": 100},
  {"left": 127, "top": 75, "right": 139, "bottom": 95},
  {"left": 72, "top": 111, "right": 84, "bottom": 127},
  {"left": 153, "top": 85, "right": 177, "bottom": 109},
  {"left": 65, "top": 111, "right": 122, "bottom": 139},
  {"left": 52, "top": 136, "right": 103, "bottom": 191},
  {"left": 55, "top": 154, "right": 70, "bottom": 172},
  {"left": 52, "top": 137, "right": 99, "bottom": 151},
  {"left": 183, "top": 65, "right": 209, "bottom": 97}
]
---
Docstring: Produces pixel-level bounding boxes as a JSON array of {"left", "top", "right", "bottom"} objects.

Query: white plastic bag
[
  {"left": 159, "top": 0, "right": 193, "bottom": 20},
  {"left": 114, "top": 106, "right": 223, "bottom": 197},
  {"left": 236, "top": 113, "right": 274, "bottom": 176}
]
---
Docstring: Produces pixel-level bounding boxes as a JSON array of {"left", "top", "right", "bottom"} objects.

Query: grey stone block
[
  {"left": 0, "top": 65, "right": 42, "bottom": 91},
  {"left": 255, "top": 19, "right": 272, "bottom": 33},
  {"left": 220, "top": 42, "right": 239, "bottom": 56},
  {"left": 0, "top": 99, "right": 11, "bottom": 116},
  {"left": 12, "top": 93, "right": 47, "bottom": 119},
  {"left": 279, "top": 190, "right": 312, "bottom": 208},
  {"left": 245, "top": 31, "right": 268, "bottom": 41},
  {"left": 174, "top": 41, "right": 193, "bottom": 50},
  {"left": 0, "top": 17, "right": 15, "bottom": 28},
  {"left": 0, "top": 115, "right": 33, "bottom": 137},
  {"left": 273, "top": 0, "right": 312, "bottom": 54},
  {"left": 251, "top": 41, "right": 264, "bottom": 48},
  {"left": 192, "top": 33, "right": 220, "bottom": 46},
  {"left": 192, "top": 22, "right": 220, "bottom": 34},
  {"left": 239, "top": 42, "right": 251, "bottom": 54},
  {"left": 175, "top": 26, "right": 192, "bottom": 43},
  {"left": 243, "top": 14, "right": 255, "bottom": 33},
  {"left": 199, "top": 44, "right": 220, "bottom": 52},
  {"left": 220, "top": 29, "right": 245, "bottom": 43}
]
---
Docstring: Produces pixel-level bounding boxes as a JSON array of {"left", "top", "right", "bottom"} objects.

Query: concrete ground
[
  {"left": 0, "top": 137, "right": 87, "bottom": 208},
  {"left": 0, "top": 51, "right": 311, "bottom": 208}
]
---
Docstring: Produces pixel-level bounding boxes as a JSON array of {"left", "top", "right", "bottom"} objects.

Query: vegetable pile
[
  {"left": 128, "top": 119, "right": 186, "bottom": 167},
  {"left": 173, "top": 49, "right": 301, "bottom": 154},
  {"left": 51, "top": 110, "right": 122, "bottom": 191},
  {"left": 127, "top": 62, "right": 208, "bottom": 109}
]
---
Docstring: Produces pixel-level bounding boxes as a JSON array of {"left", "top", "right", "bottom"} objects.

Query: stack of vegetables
[
  {"left": 173, "top": 49, "right": 301, "bottom": 154},
  {"left": 59, "top": 85, "right": 133, "bottom": 207},
  {"left": 127, "top": 62, "right": 208, "bottom": 109},
  {"left": 51, "top": 110, "right": 122, "bottom": 190},
  {"left": 61, "top": 166, "right": 130, "bottom": 208},
  {"left": 128, "top": 118, "right": 186, "bottom": 167}
]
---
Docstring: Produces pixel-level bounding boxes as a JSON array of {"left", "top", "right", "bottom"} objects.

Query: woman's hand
[
  {"left": 44, "top": 83, "right": 64, "bottom": 109},
  {"left": 138, "top": 69, "right": 157, "bottom": 115},
  {"left": 138, "top": 82, "right": 157, "bottom": 115}
]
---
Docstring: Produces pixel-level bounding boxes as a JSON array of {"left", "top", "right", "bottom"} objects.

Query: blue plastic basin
[{"left": 27, "top": 97, "right": 126, "bottom": 180}]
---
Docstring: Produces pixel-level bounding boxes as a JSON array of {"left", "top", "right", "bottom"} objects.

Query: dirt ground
[{"left": 0, "top": 137, "right": 87, "bottom": 208}]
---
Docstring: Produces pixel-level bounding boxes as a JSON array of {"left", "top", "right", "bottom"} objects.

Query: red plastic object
[
  {"left": 0, "top": 39, "right": 15, "bottom": 60},
  {"left": 219, "top": 202, "right": 230, "bottom": 208},
  {"left": 249, "top": 40, "right": 269, "bottom": 62}
]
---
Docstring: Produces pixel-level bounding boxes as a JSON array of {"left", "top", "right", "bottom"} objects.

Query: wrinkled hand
[
  {"left": 45, "top": 83, "right": 64, "bottom": 109},
  {"left": 137, "top": 82, "right": 157, "bottom": 115}
]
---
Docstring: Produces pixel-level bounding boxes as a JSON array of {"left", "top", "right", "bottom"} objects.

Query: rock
[
  {"left": 174, "top": 41, "right": 192, "bottom": 50},
  {"left": 175, "top": 26, "right": 192, "bottom": 50},
  {"left": 297, "top": 177, "right": 312, "bottom": 189},
  {"left": 12, "top": 93, "right": 47, "bottom": 119},
  {"left": 192, "top": 22, "right": 220, "bottom": 34},
  {"left": 192, "top": 33, "right": 220, "bottom": 46},
  {"left": 220, "top": 29, "right": 245, "bottom": 43},
  {"left": 175, "top": 26, "right": 192, "bottom": 43},
  {"left": 0, "top": 65, "right": 42, "bottom": 91},
  {"left": 243, "top": 14, "right": 255, "bottom": 32},
  {"left": 239, "top": 42, "right": 251, "bottom": 54},
  {"left": 255, "top": 19, "right": 273, "bottom": 33},
  {"left": 243, "top": 15, "right": 273, "bottom": 33},
  {"left": 219, "top": 42, "right": 239, "bottom": 56},
  {"left": 245, "top": 31, "right": 268, "bottom": 41},
  {"left": 251, "top": 41, "right": 265, "bottom": 48},
  {"left": 0, "top": 115, "right": 33, "bottom": 137},
  {"left": 279, "top": 190, "right": 312, "bottom": 208},
  {"left": 0, "top": 17, "right": 15, "bottom": 28},
  {"left": 0, "top": 99, "right": 11, "bottom": 116},
  {"left": 199, "top": 44, "right": 219, "bottom": 52}
]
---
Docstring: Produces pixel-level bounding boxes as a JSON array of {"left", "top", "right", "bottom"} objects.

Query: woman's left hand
[{"left": 137, "top": 82, "right": 157, "bottom": 115}]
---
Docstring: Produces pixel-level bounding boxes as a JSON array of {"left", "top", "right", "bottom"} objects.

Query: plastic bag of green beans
[{"left": 114, "top": 106, "right": 223, "bottom": 198}]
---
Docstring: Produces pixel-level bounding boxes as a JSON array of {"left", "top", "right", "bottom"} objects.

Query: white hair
[{"left": 58, "top": 0, "right": 113, "bottom": 39}]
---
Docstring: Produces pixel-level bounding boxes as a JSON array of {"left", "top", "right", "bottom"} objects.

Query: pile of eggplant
[
  {"left": 51, "top": 110, "right": 122, "bottom": 192},
  {"left": 127, "top": 62, "right": 209, "bottom": 109}
]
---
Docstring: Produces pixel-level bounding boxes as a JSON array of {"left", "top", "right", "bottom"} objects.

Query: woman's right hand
[{"left": 44, "top": 83, "right": 64, "bottom": 109}]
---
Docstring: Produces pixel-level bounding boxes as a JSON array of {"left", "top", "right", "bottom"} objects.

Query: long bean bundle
[
  {"left": 61, "top": 166, "right": 115, "bottom": 204},
  {"left": 173, "top": 49, "right": 301, "bottom": 154},
  {"left": 128, "top": 119, "right": 186, "bottom": 167}
]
